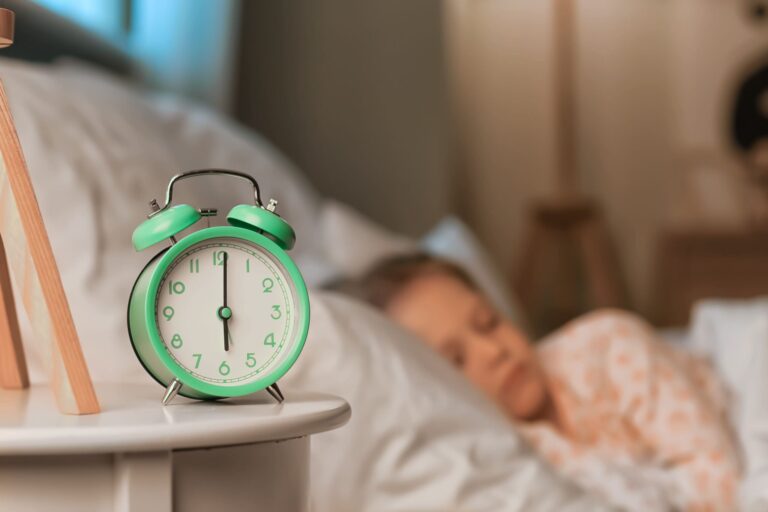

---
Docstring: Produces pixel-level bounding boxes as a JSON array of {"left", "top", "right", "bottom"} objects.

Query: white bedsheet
[
  {"left": 690, "top": 299, "right": 768, "bottom": 511},
  {"left": 284, "top": 292, "right": 613, "bottom": 512}
]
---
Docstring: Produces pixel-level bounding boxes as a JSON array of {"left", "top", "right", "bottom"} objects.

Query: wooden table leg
[
  {"left": 514, "top": 214, "right": 552, "bottom": 317},
  {"left": 513, "top": 198, "right": 626, "bottom": 334},
  {"left": 577, "top": 215, "right": 625, "bottom": 308}
]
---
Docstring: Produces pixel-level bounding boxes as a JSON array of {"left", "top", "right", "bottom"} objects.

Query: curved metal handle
[{"left": 151, "top": 169, "right": 263, "bottom": 217}]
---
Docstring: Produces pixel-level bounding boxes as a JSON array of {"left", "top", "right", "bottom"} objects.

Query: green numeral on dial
[
  {"left": 192, "top": 353, "right": 202, "bottom": 369},
  {"left": 271, "top": 305, "right": 281, "bottom": 319},
  {"left": 169, "top": 280, "right": 185, "bottom": 295},
  {"left": 219, "top": 361, "right": 231, "bottom": 376},
  {"left": 246, "top": 259, "right": 250, "bottom": 273},
  {"left": 162, "top": 306, "right": 174, "bottom": 321},
  {"left": 189, "top": 258, "right": 199, "bottom": 273},
  {"left": 170, "top": 333, "right": 183, "bottom": 349},
  {"left": 213, "top": 250, "right": 227, "bottom": 266},
  {"left": 264, "top": 333, "right": 275, "bottom": 347},
  {"left": 262, "top": 278, "right": 274, "bottom": 293},
  {"left": 246, "top": 352, "right": 257, "bottom": 368}
]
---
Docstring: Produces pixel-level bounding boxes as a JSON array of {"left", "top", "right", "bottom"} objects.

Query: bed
[{"left": 1, "top": 3, "right": 767, "bottom": 511}]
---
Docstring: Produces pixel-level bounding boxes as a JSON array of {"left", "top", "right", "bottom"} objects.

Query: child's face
[{"left": 386, "top": 272, "right": 548, "bottom": 421}]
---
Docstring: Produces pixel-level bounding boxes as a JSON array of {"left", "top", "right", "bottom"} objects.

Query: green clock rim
[{"left": 143, "top": 226, "right": 310, "bottom": 397}]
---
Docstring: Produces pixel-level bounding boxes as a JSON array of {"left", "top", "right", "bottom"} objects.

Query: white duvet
[{"left": 285, "top": 292, "right": 611, "bottom": 512}]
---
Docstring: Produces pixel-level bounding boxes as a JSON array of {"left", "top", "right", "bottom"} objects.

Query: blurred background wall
[
  {"left": 235, "top": 0, "right": 677, "bottom": 315},
  {"left": 30, "top": 0, "right": 768, "bottom": 326},
  {"left": 446, "top": 0, "right": 675, "bottom": 314},
  {"left": 233, "top": 0, "right": 768, "bottom": 322},
  {"left": 234, "top": 0, "right": 454, "bottom": 237}
]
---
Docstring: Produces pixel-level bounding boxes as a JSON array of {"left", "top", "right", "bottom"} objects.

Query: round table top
[{"left": 0, "top": 383, "right": 350, "bottom": 456}]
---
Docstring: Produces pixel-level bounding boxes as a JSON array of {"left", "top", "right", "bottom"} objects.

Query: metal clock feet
[
  {"left": 162, "top": 380, "right": 284, "bottom": 405},
  {"left": 266, "top": 382, "right": 284, "bottom": 403},
  {"left": 162, "top": 378, "right": 183, "bottom": 405}
]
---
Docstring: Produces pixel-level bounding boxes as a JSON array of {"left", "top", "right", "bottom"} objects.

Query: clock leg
[
  {"left": 162, "top": 379, "right": 182, "bottom": 406},
  {"left": 266, "top": 382, "right": 284, "bottom": 403}
]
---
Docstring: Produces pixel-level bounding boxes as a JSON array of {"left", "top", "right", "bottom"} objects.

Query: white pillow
[
  {"left": 688, "top": 298, "right": 768, "bottom": 510},
  {"left": 0, "top": 57, "right": 325, "bottom": 382},
  {"left": 283, "top": 292, "right": 611, "bottom": 512},
  {"left": 689, "top": 298, "right": 768, "bottom": 430},
  {"left": 422, "top": 216, "right": 528, "bottom": 331},
  {"left": 320, "top": 201, "right": 528, "bottom": 328},
  {"left": 320, "top": 200, "right": 416, "bottom": 277}
]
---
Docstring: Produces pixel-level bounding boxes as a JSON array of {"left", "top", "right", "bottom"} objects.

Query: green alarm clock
[{"left": 127, "top": 169, "right": 309, "bottom": 405}]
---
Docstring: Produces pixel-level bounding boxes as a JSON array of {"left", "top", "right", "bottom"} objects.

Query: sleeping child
[{"left": 340, "top": 253, "right": 741, "bottom": 512}]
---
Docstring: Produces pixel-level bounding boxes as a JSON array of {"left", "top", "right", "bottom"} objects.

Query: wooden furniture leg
[
  {"left": 577, "top": 213, "right": 624, "bottom": 308},
  {"left": 514, "top": 211, "right": 552, "bottom": 313},
  {"left": 513, "top": 198, "right": 626, "bottom": 334},
  {"left": 0, "top": 233, "right": 26, "bottom": 389}
]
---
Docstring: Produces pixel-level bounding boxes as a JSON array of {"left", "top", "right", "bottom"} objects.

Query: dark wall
[{"left": 234, "top": 0, "right": 453, "bottom": 235}]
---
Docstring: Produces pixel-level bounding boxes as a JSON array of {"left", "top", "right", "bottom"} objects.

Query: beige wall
[
  {"left": 236, "top": 0, "right": 761, "bottom": 317},
  {"left": 446, "top": 0, "right": 676, "bottom": 314}
]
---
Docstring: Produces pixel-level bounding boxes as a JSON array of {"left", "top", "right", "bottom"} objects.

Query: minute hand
[{"left": 222, "top": 252, "right": 230, "bottom": 351}]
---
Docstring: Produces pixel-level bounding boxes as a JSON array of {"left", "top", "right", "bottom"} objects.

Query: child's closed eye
[
  {"left": 472, "top": 303, "right": 501, "bottom": 333},
  {"left": 442, "top": 339, "right": 466, "bottom": 367}
]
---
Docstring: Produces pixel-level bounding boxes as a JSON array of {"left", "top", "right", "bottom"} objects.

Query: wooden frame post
[
  {"left": 0, "top": 81, "right": 99, "bottom": 414},
  {"left": 0, "top": 233, "right": 26, "bottom": 389}
]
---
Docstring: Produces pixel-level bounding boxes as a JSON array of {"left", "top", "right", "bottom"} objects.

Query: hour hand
[{"left": 218, "top": 306, "right": 233, "bottom": 351}]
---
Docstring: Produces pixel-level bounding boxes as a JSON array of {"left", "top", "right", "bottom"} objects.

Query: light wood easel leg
[
  {"left": 0, "top": 81, "right": 98, "bottom": 414},
  {"left": 0, "top": 233, "right": 26, "bottom": 389}
]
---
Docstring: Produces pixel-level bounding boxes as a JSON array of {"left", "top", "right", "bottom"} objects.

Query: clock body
[{"left": 127, "top": 226, "right": 310, "bottom": 399}]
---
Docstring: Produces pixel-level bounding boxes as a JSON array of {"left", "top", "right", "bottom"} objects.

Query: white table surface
[{"left": 0, "top": 383, "right": 351, "bottom": 456}]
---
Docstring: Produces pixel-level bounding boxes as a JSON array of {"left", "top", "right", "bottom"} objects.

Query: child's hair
[{"left": 333, "top": 253, "right": 476, "bottom": 310}]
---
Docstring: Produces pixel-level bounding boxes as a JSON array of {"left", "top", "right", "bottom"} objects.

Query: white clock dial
[{"left": 155, "top": 237, "right": 298, "bottom": 386}]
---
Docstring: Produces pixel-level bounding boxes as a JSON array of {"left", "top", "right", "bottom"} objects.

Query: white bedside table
[{"left": 0, "top": 383, "right": 350, "bottom": 512}]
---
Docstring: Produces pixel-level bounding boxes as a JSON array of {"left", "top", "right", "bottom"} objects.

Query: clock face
[{"left": 155, "top": 237, "right": 299, "bottom": 387}]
